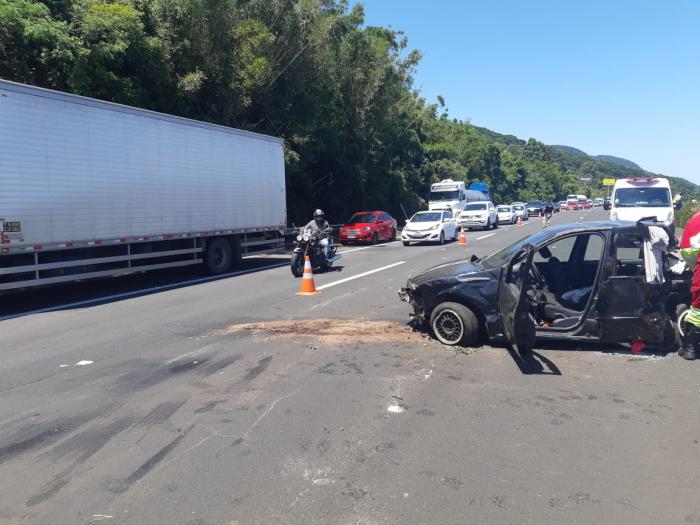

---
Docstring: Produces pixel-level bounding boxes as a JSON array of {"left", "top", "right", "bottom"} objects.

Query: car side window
[
  {"left": 533, "top": 235, "right": 577, "bottom": 263},
  {"left": 583, "top": 234, "right": 604, "bottom": 262},
  {"left": 444, "top": 211, "right": 453, "bottom": 220},
  {"left": 379, "top": 213, "right": 388, "bottom": 221},
  {"left": 614, "top": 234, "right": 645, "bottom": 276}
]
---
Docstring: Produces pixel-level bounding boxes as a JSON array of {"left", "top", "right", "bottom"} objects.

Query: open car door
[{"left": 498, "top": 244, "right": 537, "bottom": 354}]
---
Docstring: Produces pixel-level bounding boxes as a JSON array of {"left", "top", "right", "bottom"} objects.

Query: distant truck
[
  {"left": 428, "top": 179, "right": 489, "bottom": 213},
  {"left": 0, "top": 80, "right": 286, "bottom": 292}
]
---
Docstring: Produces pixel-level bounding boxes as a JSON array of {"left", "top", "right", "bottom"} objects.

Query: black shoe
[
  {"left": 679, "top": 346, "right": 695, "bottom": 360},
  {"left": 679, "top": 322, "right": 700, "bottom": 360}
]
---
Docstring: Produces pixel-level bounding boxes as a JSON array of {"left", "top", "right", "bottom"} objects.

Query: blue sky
[{"left": 358, "top": 0, "right": 700, "bottom": 183}]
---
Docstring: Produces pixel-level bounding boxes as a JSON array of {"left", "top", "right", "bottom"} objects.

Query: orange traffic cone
[
  {"left": 458, "top": 227, "right": 468, "bottom": 245},
  {"left": 516, "top": 216, "right": 523, "bottom": 227},
  {"left": 297, "top": 256, "right": 320, "bottom": 295}
]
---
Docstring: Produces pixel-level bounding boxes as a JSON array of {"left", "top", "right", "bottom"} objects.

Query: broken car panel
[{"left": 399, "top": 220, "right": 690, "bottom": 353}]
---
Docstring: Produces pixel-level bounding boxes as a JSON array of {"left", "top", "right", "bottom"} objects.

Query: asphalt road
[{"left": 0, "top": 208, "right": 698, "bottom": 525}]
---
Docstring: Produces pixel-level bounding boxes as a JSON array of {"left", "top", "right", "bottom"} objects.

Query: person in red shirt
[{"left": 678, "top": 210, "right": 700, "bottom": 359}]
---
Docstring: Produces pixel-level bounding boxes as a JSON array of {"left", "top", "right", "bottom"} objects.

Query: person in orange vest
[{"left": 678, "top": 210, "right": 700, "bottom": 360}]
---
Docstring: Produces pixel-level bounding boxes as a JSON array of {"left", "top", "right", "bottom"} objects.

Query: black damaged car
[{"left": 398, "top": 220, "right": 689, "bottom": 353}]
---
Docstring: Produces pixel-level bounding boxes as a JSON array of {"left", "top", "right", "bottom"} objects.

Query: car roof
[{"left": 351, "top": 211, "right": 383, "bottom": 214}]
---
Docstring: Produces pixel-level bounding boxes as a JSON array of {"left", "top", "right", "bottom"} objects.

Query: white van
[{"left": 607, "top": 177, "right": 679, "bottom": 228}]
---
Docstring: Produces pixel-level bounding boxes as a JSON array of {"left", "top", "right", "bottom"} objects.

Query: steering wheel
[{"left": 529, "top": 262, "right": 546, "bottom": 288}]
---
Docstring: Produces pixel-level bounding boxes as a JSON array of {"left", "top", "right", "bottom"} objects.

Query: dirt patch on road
[{"left": 218, "top": 319, "right": 430, "bottom": 345}]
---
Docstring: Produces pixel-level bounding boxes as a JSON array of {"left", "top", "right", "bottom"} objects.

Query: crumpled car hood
[{"left": 407, "top": 259, "right": 485, "bottom": 287}]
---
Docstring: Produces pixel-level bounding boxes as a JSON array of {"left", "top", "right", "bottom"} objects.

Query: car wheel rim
[{"left": 434, "top": 310, "right": 464, "bottom": 344}]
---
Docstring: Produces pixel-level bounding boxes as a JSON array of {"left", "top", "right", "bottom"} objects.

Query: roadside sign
[{"left": 602, "top": 178, "right": 616, "bottom": 186}]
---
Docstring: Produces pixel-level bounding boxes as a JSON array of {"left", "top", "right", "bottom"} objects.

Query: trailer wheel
[{"left": 205, "top": 238, "right": 232, "bottom": 274}]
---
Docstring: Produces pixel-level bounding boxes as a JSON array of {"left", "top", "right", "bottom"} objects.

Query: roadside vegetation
[{"left": 2, "top": 0, "right": 697, "bottom": 223}]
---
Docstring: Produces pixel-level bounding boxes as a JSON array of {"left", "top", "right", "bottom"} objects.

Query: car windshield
[
  {"left": 480, "top": 229, "right": 557, "bottom": 269},
  {"left": 614, "top": 188, "right": 671, "bottom": 208},
  {"left": 526, "top": 200, "right": 542, "bottom": 206},
  {"left": 430, "top": 190, "right": 460, "bottom": 201},
  {"left": 411, "top": 212, "right": 442, "bottom": 222},
  {"left": 497, "top": 206, "right": 511, "bottom": 212},
  {"left": 513, "top": 205, "right": 524, "bottom": 210},
  {"left": 347, "top": 213, "right": 377, "bottom": 224},
  {"left": 463, "top": 203, "right": 487, "bottom": 211}
]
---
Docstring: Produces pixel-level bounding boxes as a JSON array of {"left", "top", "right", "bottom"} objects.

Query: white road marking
[
  {"left": 75, "top": 360, "right": 94, "bottom": 366},
  {"left": 387, "top": 405, "right": 405, "bottom": 413},
  {"left": 315, "top": 261, "right": 406, "bottom": 291},
  {"left": 476, "top": 233, "right": 497, "bottom": 240}
]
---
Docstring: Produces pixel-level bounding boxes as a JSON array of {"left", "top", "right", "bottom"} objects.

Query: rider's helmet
[{"left": 314, "top": 209, "right": 325, "bottom": 222}]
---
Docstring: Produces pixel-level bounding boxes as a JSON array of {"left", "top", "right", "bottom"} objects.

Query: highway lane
[{"left": 1, "top": 207, "right": 698, "bottom": 525}]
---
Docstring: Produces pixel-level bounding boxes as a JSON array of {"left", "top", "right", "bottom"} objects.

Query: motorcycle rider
[
  {"left": 304, "top": 209, "right": 332, "bottom": 259},
  {"left": 678, "top": 209, "right": 700, "bottom": 360}
]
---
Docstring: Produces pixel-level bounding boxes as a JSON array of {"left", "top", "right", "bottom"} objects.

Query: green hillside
[{"left": 1, "top": 0, "right": 697, "bottom": 221}]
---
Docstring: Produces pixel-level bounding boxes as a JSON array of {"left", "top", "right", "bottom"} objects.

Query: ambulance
[{"left": 606, "top": 177, "right": 681, "bottom": 232}]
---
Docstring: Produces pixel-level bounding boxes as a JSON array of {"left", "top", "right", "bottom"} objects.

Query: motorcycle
[{"left": 291, "top": 227, "right": 342, "bottom": 277}]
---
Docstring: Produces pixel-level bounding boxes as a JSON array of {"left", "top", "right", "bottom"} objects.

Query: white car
[
  {"left": 496, "top": 205, "right": 516, "bottom": 224},
  {"left": 402, "top": 210, "right": 458, "bottom": 246},
  {"left": 512, "top": 204, "right": 529, "bottom": 221},
  {"left": 457, "top": 201, "right": 498, "bottom": 231}
]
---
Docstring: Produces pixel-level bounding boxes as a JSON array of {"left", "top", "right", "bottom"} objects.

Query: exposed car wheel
[
  {"left": 452, "top": 229, "right": 458, "bottom": 241},
  {"left": 439, "top": 231, "right": 445, "bottom": 245},
  {"left": 390, "top": 229, "right": 397, "bottom": 241},
  {"left": 205, "top": 238, "right": 232, "bottom": 275},
  {"left": 402, "top": 241, "right": 410, "bottom": 246},
  {"left": 493, "top": 219, "right": 498, "bottom": 229},
  {"left": 430, "top": 302, "right": 479, "bottom": 346},
  {"left": 484, "top": 219, "right": 490, "bottom": 231},
  {"left": 371, "top": 232, "right": 379, "bottom": 245}
]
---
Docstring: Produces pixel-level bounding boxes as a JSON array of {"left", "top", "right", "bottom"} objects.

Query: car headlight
[
  {"left": 302, "top": 234, "right": 310, "bottom": 241},
  {"left": 666, "top": 211, "right": 674, "bottom": 224},
  {"left": 296, "top": 235, "right": 302, "bottom": 241},
  {"left": 363, "top": 226, "right": 371, "bottom": 231},
  {"left": 429, "top": 224, "right": 440, "bottom": 230}
]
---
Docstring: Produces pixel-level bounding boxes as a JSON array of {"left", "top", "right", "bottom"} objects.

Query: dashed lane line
[
  {"left": 315, "top": 261, "right": 406, "bottom": 291},
  {"left": 476, "top": 233, "right": 497, "bottom": 240}
]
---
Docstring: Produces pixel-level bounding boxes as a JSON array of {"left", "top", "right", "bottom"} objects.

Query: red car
[{"left": 338, "top": 211, "right": 397, "bottom": 245}]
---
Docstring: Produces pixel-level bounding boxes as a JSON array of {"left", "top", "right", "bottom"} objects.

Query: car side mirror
[
  {"left": 603, "top": 202, "right": 611, "bottom": 211},
  {"left": 674, "top": 200, "right": 683, "bottom": 210}
]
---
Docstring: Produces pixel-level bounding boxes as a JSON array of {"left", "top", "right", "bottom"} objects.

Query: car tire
[
  {"left": 205, "top": 237, "right": 233, "bottom": 275},
  {"left": 493, "top": 219, "right": 498, "bottom": 229},
  {"left": 439, "top": 231, "right": 445, "bottom": 245},
  {"left": 402, "top": 241, "right": 409, "bottom": 247},
  {"left": 430, "top": 302, "right": 479, "bottom": 346},
  {"left": 371, "top": 232, "right": 379, "bottom": 245},
  {"left": 484, "top": 219, "right": 490, "bottom": 231},
  {"left": 452, "top": 229, "right": 458, "bottom": 241},
  {"left": 390, "top": 229, "right": 397, "bottom": 242}
]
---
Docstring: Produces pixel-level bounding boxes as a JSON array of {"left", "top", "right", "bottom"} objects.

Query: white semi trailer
[{"left": 0, "top": 80, "right": 286, "bottom": 292}]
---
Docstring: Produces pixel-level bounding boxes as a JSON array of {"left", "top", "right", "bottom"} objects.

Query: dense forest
[{"left": 2, "top": 0, "right": 697, "bottom": 223}]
